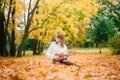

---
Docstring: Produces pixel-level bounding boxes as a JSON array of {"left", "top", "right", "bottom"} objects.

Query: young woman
[{"left": 46, "top": 32, "right": 80, "bottom": 66}]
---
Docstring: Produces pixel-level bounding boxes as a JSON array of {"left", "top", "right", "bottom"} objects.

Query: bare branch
[{"left": 25, "top": 0, "right": 40, "bottom": 34}]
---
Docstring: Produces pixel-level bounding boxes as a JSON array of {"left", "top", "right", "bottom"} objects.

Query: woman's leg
[
  {"left": 63, "top": 60, "right": 81, "bottom": 66},
  {"left": 52, "top": 59, "right": 63, "bottom": 64},
  {"left": 52, "top": 58, "right": 80, "bottom": 66},
  {"left": 52, "top": 59, "right": 57, "bottom": 64},
  {"left": 62, "top": 56, "right": 74, "bottom": 65},
  {"left": 62, "top": 60, "right": 74, "bottom": 65}
]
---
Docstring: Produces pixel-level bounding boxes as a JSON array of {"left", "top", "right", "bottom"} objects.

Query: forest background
[
  {"left": 0, "top": 0, "right": 120, "bottom": 80},
  {"left": 0, "top": 0, "right": 120, "bottom": 57}
]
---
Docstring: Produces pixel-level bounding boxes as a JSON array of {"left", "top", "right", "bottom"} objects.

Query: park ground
[{"left": 0, "top": 48, "right": 120, "bottom": 80}]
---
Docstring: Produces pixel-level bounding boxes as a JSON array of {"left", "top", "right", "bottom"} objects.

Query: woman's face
[
  {"left": 55, "top": 35, "right": 60, "bottom": 43},
  {"left": 55, "top": 37, "right": 60, "bottom": 43}
]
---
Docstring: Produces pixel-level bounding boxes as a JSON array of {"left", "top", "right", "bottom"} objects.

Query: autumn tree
[
  {"left": 0, "top": 0, "right": 26, "bottom": 57},
  {"left": 0, "top": 0, "right": 6, "bottom": 56},
  {"left": 0, "top": 0, "right": 99, "bottom": 57},
  {"left": 10, "top": 0, "right": 16, "bottom": 56},
  {"left": 0, "top": 0, "right": 13, "bottom": 56},
  {"left": 28, "top": 0, "right": 99, "bottom": 55},
  {"left": 17, "top": 0, "right": 40, "bottom": 57}
]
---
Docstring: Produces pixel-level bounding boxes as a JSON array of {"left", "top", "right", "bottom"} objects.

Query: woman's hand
[{"left": 54, "top": 55, "right": 61, "bottom": 61}]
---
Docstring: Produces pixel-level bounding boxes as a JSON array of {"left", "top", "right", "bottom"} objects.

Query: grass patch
[
  {"left": 22, "top": 48, "right": 111, "bottom": 57},
  {"left": 0, "top": 48, "right": 111, "bottom": 58},
  {"left": 69, "top": 47, "right": 110, "bottom": 53}
]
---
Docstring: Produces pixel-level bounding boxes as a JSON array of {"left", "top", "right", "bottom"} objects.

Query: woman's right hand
[{"left": 54, "top": 55, "right": 61, "bottom": 61}]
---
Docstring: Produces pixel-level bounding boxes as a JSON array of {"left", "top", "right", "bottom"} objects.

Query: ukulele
[{"left": 54, "top": 51, "right": 76, "bottom": 61}]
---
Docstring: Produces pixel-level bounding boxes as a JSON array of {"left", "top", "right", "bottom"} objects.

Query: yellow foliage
[
  {"left": 6, "top": 0, "right": 26, "bottom": 19},
  {"left": 29, "top": 0, "right": 99, "bottom": 45},
  {"left": 5, "top": 0, "right": 26, "bottom": 45},
  {"left": 14, "top": 0, "right": 26, "bottom": 18}
]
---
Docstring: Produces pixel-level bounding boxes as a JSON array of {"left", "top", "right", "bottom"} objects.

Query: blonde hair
[{"left": 56, "top": 32, "right": 64, "bottom": 47}]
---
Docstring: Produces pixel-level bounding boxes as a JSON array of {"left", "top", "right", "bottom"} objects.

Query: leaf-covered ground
[{"left": 0, "top": 51, "right": 120, "bottom": 80}]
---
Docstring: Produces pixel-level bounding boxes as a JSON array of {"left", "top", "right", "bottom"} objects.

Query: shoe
[{"left": 74, "top": 63, "right": 81, "bottom": 67}]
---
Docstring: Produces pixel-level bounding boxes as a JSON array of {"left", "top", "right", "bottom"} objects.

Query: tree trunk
[
  {"left": 99, "top": 47, "right": 101, "bottom": 54},
  {"left": 23, "top": 47, "right": 26, "bottom": 56},
  {"left": 38, "top": 40, "right": 41, "bottom": 55},
  {"left": 38, "top": 41, "right": 44, "bottom": 55},
  {"left": 33, "top": 39, "right": 38, "bottom": 55},
  {"left": 17, "top": 34, "right": 28, "bottom": 57},
  {"left": 38, "top": 41, "right": 42, "bottom": 55},
  {"left": 10, "top": 2, "right": 16, "bottom": 57},
  {"left": 0, "top": 11, "right": 6, "bottom": 56},
  {"left": 41, "top": 42, "right": 44, "bottom": 53},
  {"left": 17, "top": 0, "right": 40, "bottom": 57},
  {"left": 38, "top": 29, "right": 47, "bottom": 55},
  {"left": 10, "top": 30, "right": 16, "bottom": 56}
]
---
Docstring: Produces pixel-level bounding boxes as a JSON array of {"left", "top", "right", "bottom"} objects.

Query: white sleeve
[
  {"left": 64, "top": 44, "right": 68, "bottom": 54},
  {"left": 46, "top": 42, "right": 54, "bottom": 59}
]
